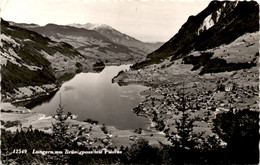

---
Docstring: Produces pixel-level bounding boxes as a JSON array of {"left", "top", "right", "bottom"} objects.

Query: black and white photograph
[{"left": 0, "top": 0, "right": 259, "bottom": 164}]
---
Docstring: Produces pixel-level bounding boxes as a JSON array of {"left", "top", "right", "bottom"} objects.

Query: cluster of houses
[{"left": 134, "top": 78, "right": 259, "bottom": 133}]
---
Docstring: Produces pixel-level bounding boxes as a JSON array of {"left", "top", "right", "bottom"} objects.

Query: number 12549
[{"left": 12, "top": 149, "right": 27, "bottom": 154}]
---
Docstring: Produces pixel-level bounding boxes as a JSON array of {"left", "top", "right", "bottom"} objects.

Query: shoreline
[
  {"left": 1, "top": 63, "right": 169, "bottom": 146},
  {"left": 1, "top": 100, "right": 169, "bottom": 147},
  {"left": 11, "top": 87, "right": 59, "bottom": 105}
]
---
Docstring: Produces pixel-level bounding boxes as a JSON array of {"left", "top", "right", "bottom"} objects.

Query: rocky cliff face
[
  {"left": 133, "top": 1, "right": 259, "bottom": 69},
  {"left": 114, "top": 1, "right": 259, "bottom": 88}
]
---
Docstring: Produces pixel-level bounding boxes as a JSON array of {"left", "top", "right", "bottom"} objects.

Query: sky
[{"left": 1, "top": 0, "right": 210, "bottom": 42}]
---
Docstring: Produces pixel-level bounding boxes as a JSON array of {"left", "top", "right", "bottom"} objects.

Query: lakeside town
[{"left": 1, "top": 1, "right": 259, "bottom": 164}]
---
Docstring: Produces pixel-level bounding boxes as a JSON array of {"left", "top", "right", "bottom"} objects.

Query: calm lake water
[{"left": 31, "top": 65, "right": 150, "bottom": 130}]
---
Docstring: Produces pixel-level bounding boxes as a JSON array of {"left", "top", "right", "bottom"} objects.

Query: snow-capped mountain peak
[{"left": 69, "top": 23, "right": 113, "bottom": 30}]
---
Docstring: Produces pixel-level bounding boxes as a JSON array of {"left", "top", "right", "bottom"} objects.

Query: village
[{"left": 132, "top": 72, "right": 259, "bottom": 138}]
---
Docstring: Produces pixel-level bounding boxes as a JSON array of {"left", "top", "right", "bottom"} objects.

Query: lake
[{"left": 31, "top": 65, "right": 150, "bottom": 130}]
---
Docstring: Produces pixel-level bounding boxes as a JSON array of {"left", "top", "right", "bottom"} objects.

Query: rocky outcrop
[{"left": 133, "top": 1, "right": 259, "bottom": 69}]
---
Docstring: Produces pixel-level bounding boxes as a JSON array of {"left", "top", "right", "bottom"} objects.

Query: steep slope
[
  {"left": 115, "top": 1, "right": 259, "bottom": 85},
  {"left": 113, "top": 1, "right": 259, "bottom": 145},
  {"left": 1, "top": 20, "right": 89, "bottom": 102},
  {"left": 18, "top": 23, "right": 145, "bottom": 63},
  {"left": 114, "top": 31, "right": 258, "bottom": 86},
  {"left": 133, "top": 1, "right": 259, "bottom": 69},
  {"left": 70, "top": 23, "right": 163, "bottom": 54}
]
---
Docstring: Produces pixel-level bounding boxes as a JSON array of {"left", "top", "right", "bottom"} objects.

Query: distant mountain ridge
[
  {"left": 69, "top": 23, "right": 163, "bottom": 54},
  {"left": 133, "top": 1, "right": 259, "bottom": 69},
  {"left": 69, "top": 23, "right": 114, "bottom": 30},
  {"left": 13, "top": 22, "right": 163, "bottom": 64},
  {"left": 17, "top": 23, "right": 141, "bottom": 63}
]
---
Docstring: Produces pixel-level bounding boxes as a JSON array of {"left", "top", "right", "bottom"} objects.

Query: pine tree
[
  {"left": 50, "top": 94, "right": 93, "bottom": 164},
  {"left": 214, "top": 109, "right": 259, "bottom": 163},
  {"left": 50, "top": 96, "right": 72, "bottom": 164},
  {"left": 165, "top": 84, "right": 198, "bottom": 146},
  {"left": 163, "top": 82, "right": 220, "bottom": 163}
]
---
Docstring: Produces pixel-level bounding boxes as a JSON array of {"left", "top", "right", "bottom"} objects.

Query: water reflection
[
  {"left": 15, "top": 91, "right": 57, "bottom": 109},
  {"left": 30, "top": 65, "right": 150, "bottom": 130}
]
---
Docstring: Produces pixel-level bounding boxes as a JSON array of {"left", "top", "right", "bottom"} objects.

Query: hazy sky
[{"left": 1, "top": 0, "right": 210, "bottom": 42}]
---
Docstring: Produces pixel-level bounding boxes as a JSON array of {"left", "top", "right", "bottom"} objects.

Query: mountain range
[
  {"left": 69, "top": 23, "right": 163, "bottom": 54},
  {"left": 2, "top": 1, "right": 259, "bottom": 102},
  {"left": 13, "top": 22, "right": 163, "bottom": 64},
  {"left": 1, "top": 19, "right": 162, "bottom": 102}
]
